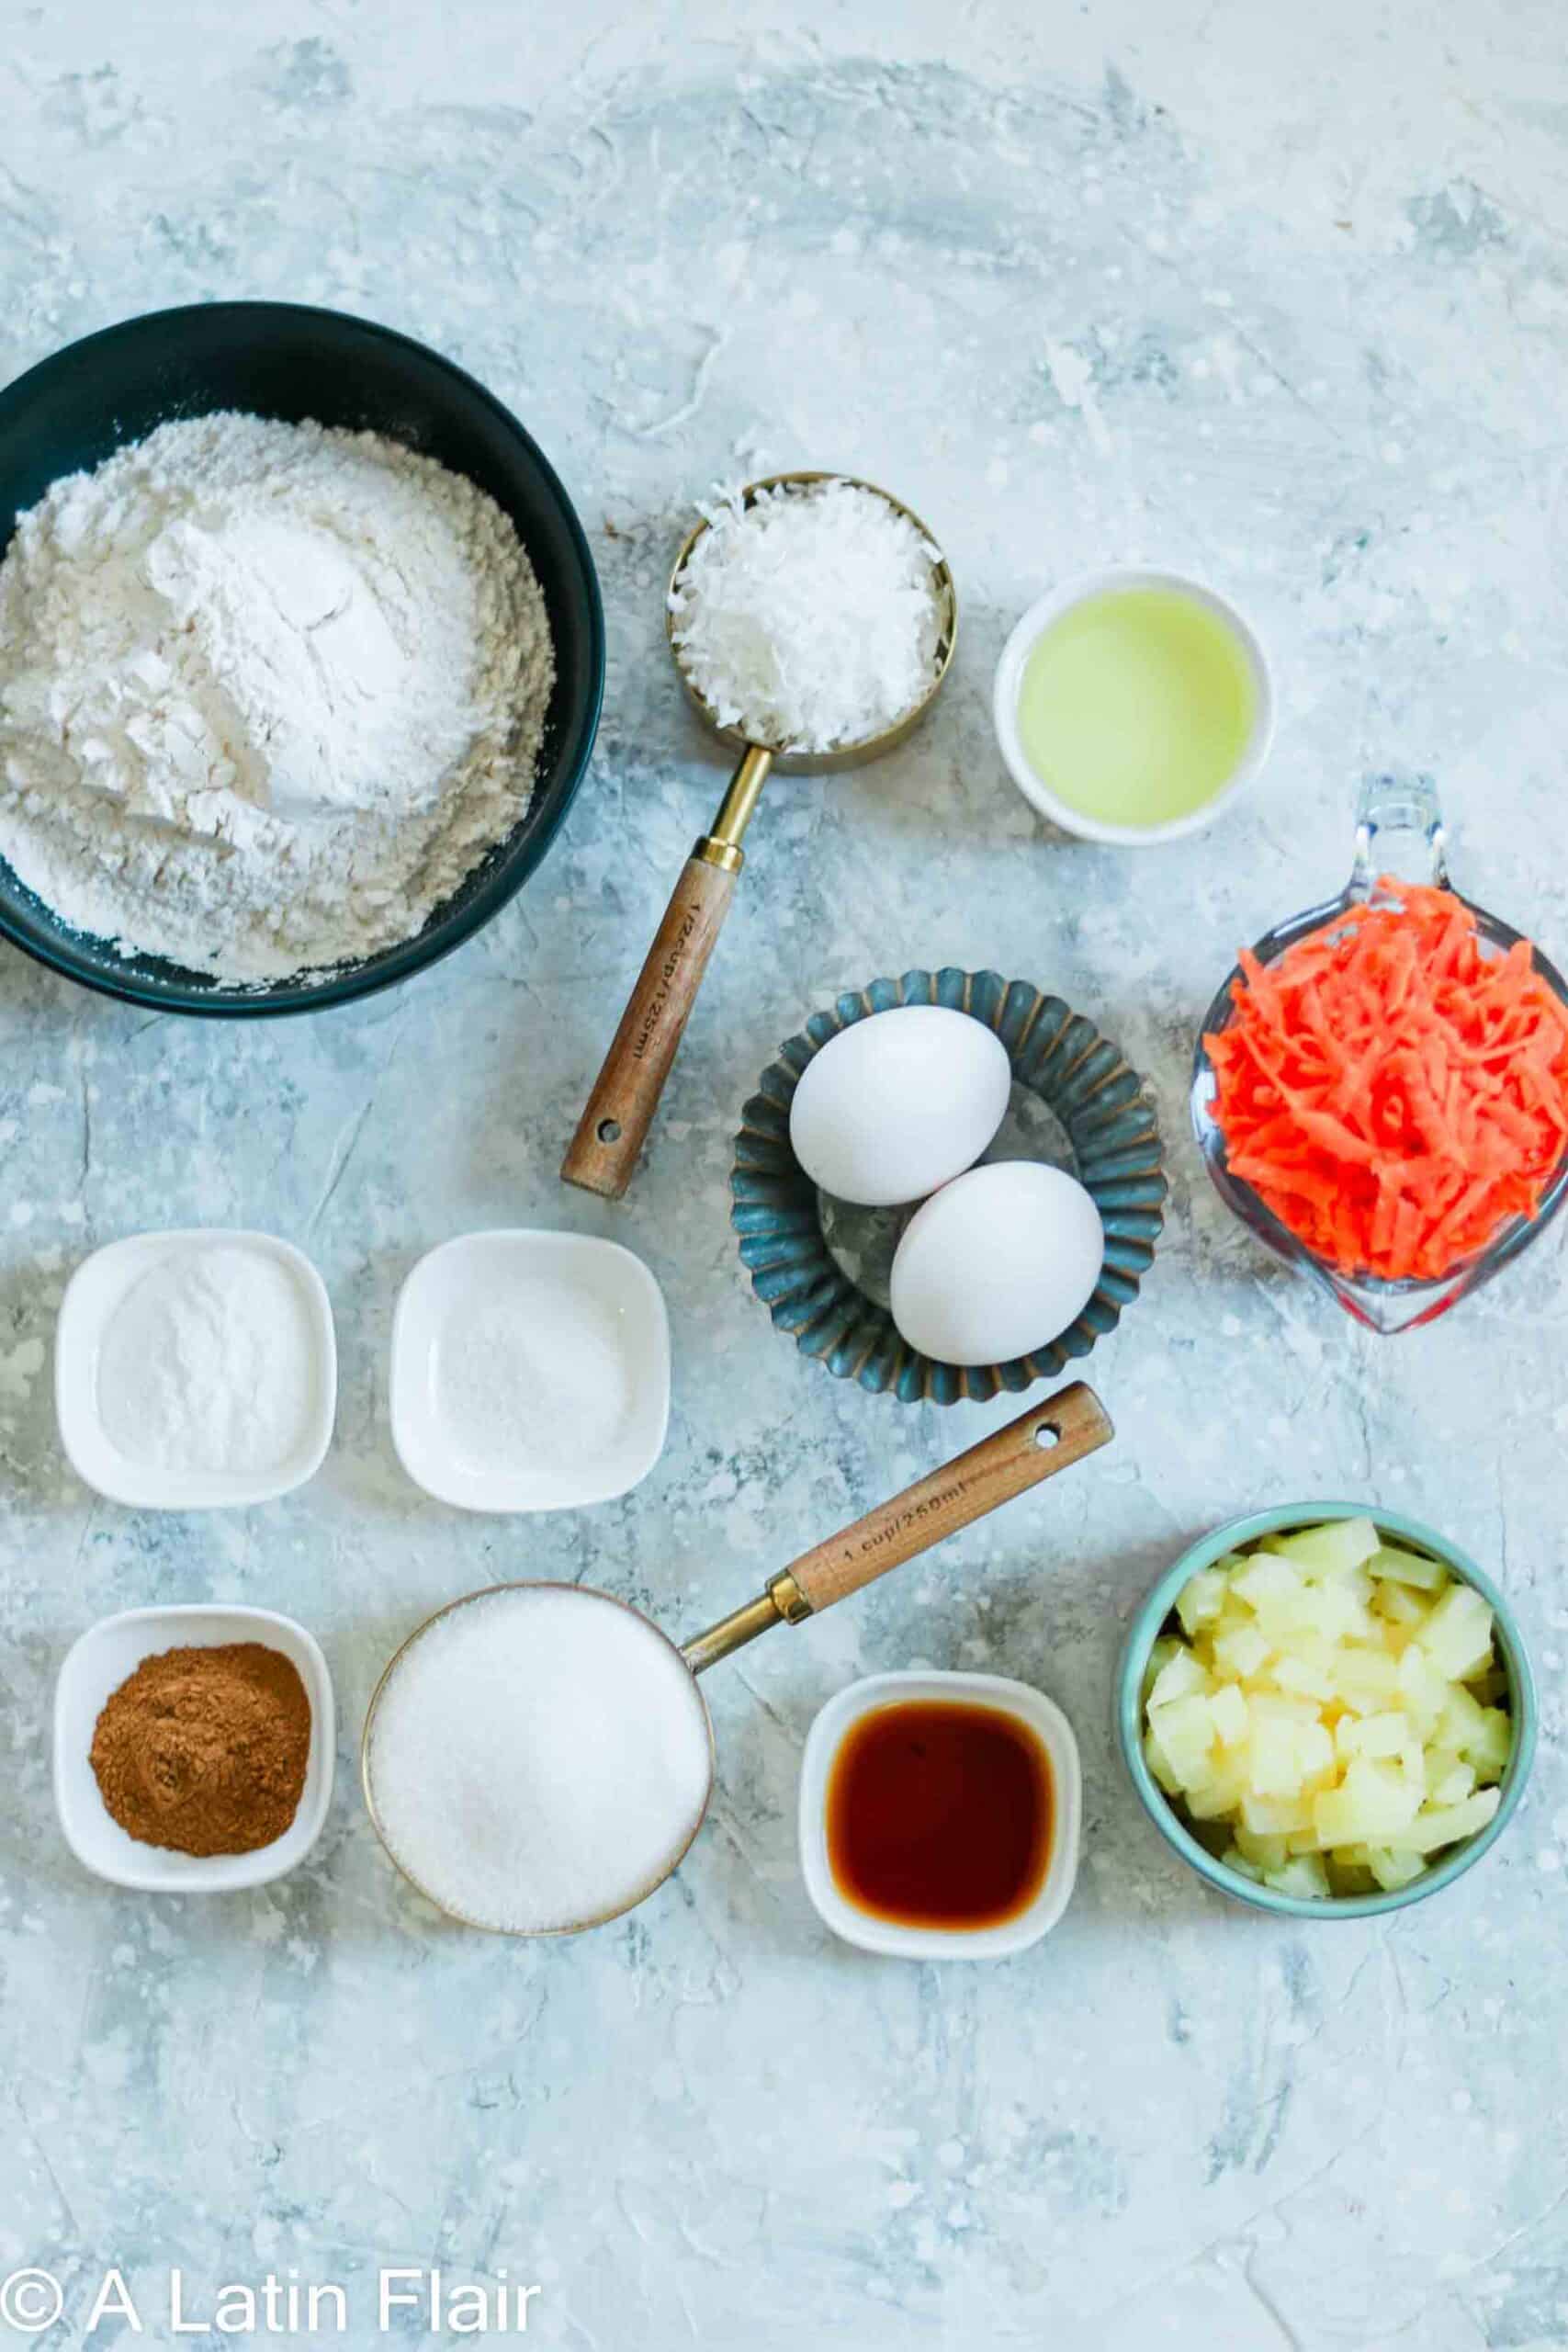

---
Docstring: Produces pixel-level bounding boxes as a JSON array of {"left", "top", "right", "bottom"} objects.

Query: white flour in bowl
[{"left": 0, "top": 413, "right": 554, "bottom": 981}]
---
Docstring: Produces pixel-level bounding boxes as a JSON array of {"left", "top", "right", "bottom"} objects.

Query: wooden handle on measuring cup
[
  {"left": 561, "top": 850, "right": 739, "bottom": 1198},
  {"left": 780, "top": 1383, "right": 1113, "bottom": 1617}
]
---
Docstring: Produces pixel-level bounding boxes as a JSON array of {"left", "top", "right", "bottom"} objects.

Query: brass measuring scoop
[
  {"left": 362, "top": 1381, "right": 1110, "bottom": 1935},
  {"left": 561, "top": 470, "right": 958, "bottom": 1199}
]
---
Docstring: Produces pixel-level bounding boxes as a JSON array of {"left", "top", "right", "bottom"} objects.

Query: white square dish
[
  {"left": 389, "top": 1229, "right": 671, "bottom": 1512},
  {"left": 797, "top": 1668, "right": 1081, "bottom": 1960},
  {"left": 54, "top": 1229, "right": 336, "bottom": 1509},
  {"left": 53, "top": 1604, "right": 335, "bottom": 1894}
]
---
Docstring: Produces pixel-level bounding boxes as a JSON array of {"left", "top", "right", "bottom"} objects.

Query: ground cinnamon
[{"left": 90, "top": 1642, "right": 311, "bottom": 1857}]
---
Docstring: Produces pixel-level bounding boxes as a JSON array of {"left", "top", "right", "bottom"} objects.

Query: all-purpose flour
[{"left": 0, "top": 413, "right": 554, "bottom": 980}]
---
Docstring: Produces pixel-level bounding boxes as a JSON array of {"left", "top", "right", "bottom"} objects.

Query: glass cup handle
[{"left": 1348, "top": 773, "right": 1450, "bottom": 901}]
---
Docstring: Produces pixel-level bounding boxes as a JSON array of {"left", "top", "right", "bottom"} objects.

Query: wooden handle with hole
[
  {"left": 781, "top": 1383, "right": 1112, "bottom": 1617},
  {"left": 561, "top": 851, "right": 739, "bottom": 1197}
]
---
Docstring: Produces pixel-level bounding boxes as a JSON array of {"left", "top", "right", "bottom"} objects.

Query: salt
[
  {"left": 96, "top": 1243, "right": 320, "bottom": 1476},
  {"left": 367, "top": 1588, "right": 712, "bottom": 1933},
  {"left": 669, "top": 479, "right": 943, "bottom": 753},
  {"left": 434, "top": 1273, "right": 632, "bottom": 1473}
]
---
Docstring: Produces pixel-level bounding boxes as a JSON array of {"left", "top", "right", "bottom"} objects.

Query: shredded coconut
[
  {"left": 668, "top": 478, "right": 943, "bottom": 754},
  {"left": 367, "top": 1587, "right": 712, "bottom": 1933},
  {"left": 0, "top": 413, "right": 554, "bottom": 981}
]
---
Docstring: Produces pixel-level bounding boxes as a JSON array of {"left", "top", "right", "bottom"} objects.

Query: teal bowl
[
  {"left": 0, "top": 302, "right": 604, "bottom": 1015},
  {"left": 732, "top": 967, "right": 1167, "bottom": 1405},
  {"left": 1116, "top": 1502, "right": 1537, "bottom": 1919}
]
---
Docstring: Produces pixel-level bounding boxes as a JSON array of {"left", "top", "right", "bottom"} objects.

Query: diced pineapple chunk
[
  {"left": 1247, "top": 1692, "right": 1324, "bottom": 1725},
  {"left": 1144, "top": 1724, "right": 1181, "bottom": 1795},
  {"left": 1221, "top": 1845, "right": 1264, "bottom": 1883},
  {"left": 1372, "top": 1578, "right": 1427, "bottom": 1630},
  {"left": 1238, "top": 1790, "right": 1315, "bottom": 1838},
  {"left": 1208, "top": 1683, "right": 1249, "bottom": 1748},
  {"left": 1417, "top": 1586, "right": 1495, "bottom": 1682},
  {"left": 1336, "top": 1710, "right": 1409, "bottom": 1761},
  {"left": 1428, "top": 1760, "right": 1476, "bottom": 1809},
  {"left": 1212, "top": 1623, "right": 1271, "bottom": 1680},
  {"left": 1381, "top": 1787, "right": 1501, "bottom": 1856},
  {"left": 1467, "top": 1706, "right": 1512, "bottom": 1782},
  {"left": 1247, "top": 1711, "right": 1333, "bottom": 1799},
  {"left": 1271, "top": 1653, "right": 1336, "bottom": 1702},
  {"left": 1307, "top": 1580, "right": 1377, "bottom": 1645},
  {"left": 1395, "top": 1644, "right": 1451, "bottom": 1736},
  {"left": 1176, "top": 1566, "right": 1230, "bottom": 1638},
  {"left": 1145, "top": 1634, "right": 1182, "bottom": 1686},
  {"left": 1263, "top": 1852, "right": 1332, "bottom": 1900},
  {"left": 1149, "top": 1691, "right": 1219, "bottom": 1786},
  {"left": 1366, "top": 1846, "right": 1427, "bottom": 1892},
  {"left": 1233, "top": 1826, "right": 1290, "bottom": 1873},
  {"left": 1147, "top": 1648, "right": 1210, "bottom": 1711},
  {"left": 1230, "top": 1555, "right": 1304, "bottom": 1615},
  {"left": 1434, "top": 1682, "right": 1488, "bottom": 1756},
  {"left": 1332, "top": 1648, "right": 1404, "bottom": 1711},
  {"left": 1183, "top": 1770, "right": 1249, "bottom": 1821},
  {"left": 1313, "top": 1758, "right": 1421, "bottom": 1846},
  {"left": 1260, "top": 1515, "right": 1381, "bottom": 1577},
  {"left": 1368, "top": 1543, "right": 1449, "bottom": 1592}
]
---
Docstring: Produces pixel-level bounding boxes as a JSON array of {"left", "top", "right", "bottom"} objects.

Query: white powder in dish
[
  {"left": 0, "top": 413, "right": 554, "bottom": 981},
  {"left": 434, "top": 1273, "right": 633, "bottom": 1473},
  {"left": 367, "top": 1587, "right": 712, "bottom": 1933},
  {"left": 668, "top": 478, "right": 943, "bottom": 753},
  {"left": 96, "top": 1243, "right": 321, "bottom": 1476}
]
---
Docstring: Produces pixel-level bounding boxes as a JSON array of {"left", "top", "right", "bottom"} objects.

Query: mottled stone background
[{"left": 1, "top": 2, "right": 1565, "bottom": 2345}]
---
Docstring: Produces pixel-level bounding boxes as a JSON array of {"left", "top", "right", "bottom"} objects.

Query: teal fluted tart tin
[{"left": 731, "top": 967, "right": 1167, "bottom": 1404}]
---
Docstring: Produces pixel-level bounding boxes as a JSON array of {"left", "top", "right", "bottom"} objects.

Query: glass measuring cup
[
  {"left": 361, "top": 1382, "right": 1110, "bottom": 1935},
  {"left": 1191, "top": 776, "right": 1568, "bottom": 1333}
]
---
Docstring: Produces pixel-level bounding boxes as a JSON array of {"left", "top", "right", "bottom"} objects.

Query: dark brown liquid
[{"left": 825, "top": 1700, "right": 1054, "bottom": 1930}]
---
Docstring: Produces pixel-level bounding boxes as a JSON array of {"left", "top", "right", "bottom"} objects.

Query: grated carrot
[{"left": 1205, "top": 882, "right": 1568, "bottom": 1281}]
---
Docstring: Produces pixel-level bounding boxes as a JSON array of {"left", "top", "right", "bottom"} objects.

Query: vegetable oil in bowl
[{"left": 995, "top": 571, "right": 1272, "bottom": 844}]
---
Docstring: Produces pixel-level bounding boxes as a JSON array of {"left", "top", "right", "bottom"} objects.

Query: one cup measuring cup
[
  {"left": 1192, "top": 775, "right": 1568, "bottom": 1333},
  {"left": 993, "top": 567, "right": 1273, "bottom": 845},
  {"left": 561, "top": 471, "right": 958, "bottom": 1199}
]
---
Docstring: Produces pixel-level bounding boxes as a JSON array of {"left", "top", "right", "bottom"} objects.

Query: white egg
[
  {"left": 890, "top": 1160, "right": 1105, "bottom": 1366},
  {"left": 788, "top": 1006, "right": 1011, "bottom": 1207}
]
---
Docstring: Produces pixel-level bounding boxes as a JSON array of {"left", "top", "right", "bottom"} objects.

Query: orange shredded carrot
[{"left": 1205, "top": 881, "right": 1568, "bottom": 1281}]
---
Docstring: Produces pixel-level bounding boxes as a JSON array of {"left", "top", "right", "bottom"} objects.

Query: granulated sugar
[
  {"left": 367, "top": 1587, "right": 712, "bottom": 1933},
  {"left": 0, "top": 413, "right": 554, "bottom": 980},
  {"left": 668, "top": 478, "right": 943, "bottom": 753}
]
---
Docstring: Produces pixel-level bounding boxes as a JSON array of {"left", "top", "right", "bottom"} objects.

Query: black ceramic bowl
[{"left": 0, "top": 302, "right": 604, "bottom": 1015}]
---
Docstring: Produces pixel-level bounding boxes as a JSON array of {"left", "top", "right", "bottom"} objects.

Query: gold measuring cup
[
  {"left": 561, "top": 470, "right": 958, "bottom": 1199},
  {"left": 362, "top": 1381, "right": 1110, "bottom": 1935}
]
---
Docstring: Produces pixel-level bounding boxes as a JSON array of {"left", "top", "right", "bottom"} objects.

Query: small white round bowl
[
  {"left": 992, "top": 566, "right": 1275, "bottom": 847},
  {"left": 53, "top": 1603, "right": 335, "bottom": 1894},
  {"left": 798, "top": 1668, "right": 1081, "bottom": 1960},
  {"left": 54, "top": 1229, "right": 336, "bottom": 1509},
  {"left": 389, "top": 1229, "right": 671, "bottom": 1512}
]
